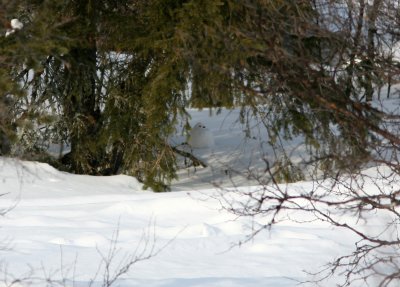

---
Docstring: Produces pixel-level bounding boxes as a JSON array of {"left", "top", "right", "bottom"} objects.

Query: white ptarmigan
[{"left": 188, "top": 122, "right": 215, "bottom": 149}]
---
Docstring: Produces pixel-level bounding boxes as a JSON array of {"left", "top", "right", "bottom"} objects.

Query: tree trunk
[
  {"left": 365, "top": 0, "right": 383, "bottom": 102},
  {"left": 64, "top": 0, "right": 100, "bottom": 174}
]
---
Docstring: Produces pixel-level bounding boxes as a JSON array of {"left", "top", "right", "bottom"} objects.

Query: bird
[{"left": 188, "top": 122, "right": 214, "bottom": 149}]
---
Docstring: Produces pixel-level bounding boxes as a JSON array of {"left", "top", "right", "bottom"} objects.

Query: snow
[
  {"left": 5, "top": 29, "right": 14, "bottom": 37},
  {"left": 5, "top": 19, "right": 23, "bottom": 37},
  {"left": 10, "top": 19, "right": 23, "bottom": 30},
  {"left": 0, "top": 106, "right": 390, "bottom": 287}
]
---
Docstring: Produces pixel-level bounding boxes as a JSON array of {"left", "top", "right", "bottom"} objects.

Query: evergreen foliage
[{"left": 0, "top": 0, "right": 399, "bottom": 190}]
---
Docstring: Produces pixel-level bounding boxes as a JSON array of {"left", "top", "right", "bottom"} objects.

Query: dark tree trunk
[
  {"left": 63, "top": 0, "right": 101, "bottom": 174},
  {"left": 365, "top": 0, "right": 382, "bottom": 102}
]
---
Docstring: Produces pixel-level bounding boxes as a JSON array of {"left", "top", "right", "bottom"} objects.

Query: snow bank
[{"left": 0, "top": 155, "right": 359, "bottom": 287}]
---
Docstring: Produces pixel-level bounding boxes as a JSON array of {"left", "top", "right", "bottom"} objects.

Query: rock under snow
[{"left": 188, "top": 122, "right": 214, "bottom": 149}]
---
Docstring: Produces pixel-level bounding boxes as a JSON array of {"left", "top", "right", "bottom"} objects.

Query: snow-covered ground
[{"left": 0, "top": 106, "right": 393, "bottom": 286}]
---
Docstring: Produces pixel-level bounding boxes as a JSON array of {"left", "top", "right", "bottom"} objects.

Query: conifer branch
[{"left": 170, "top": 145, "right": 207, "bottom": 168}]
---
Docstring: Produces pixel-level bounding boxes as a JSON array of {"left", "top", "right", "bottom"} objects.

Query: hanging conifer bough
[
  {"left": 140, "top": 0, "right": 392, "bottom": 179},
  {"left": 1, "top": 0, "right": 399, "bottom": 190},
  {"left": 1, "top": 0, "right": 183, "bottom": 191}
]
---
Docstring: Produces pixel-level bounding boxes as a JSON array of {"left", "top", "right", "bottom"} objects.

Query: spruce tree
[
  {"left": 1, "top": 0, "right": 399, "bottom": 189},
  {"left": 2, "top": 0, "right": 181, "bottom": 191},
  {"left": 137, "top": 0, "right": 394, "bottom": 178}
]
